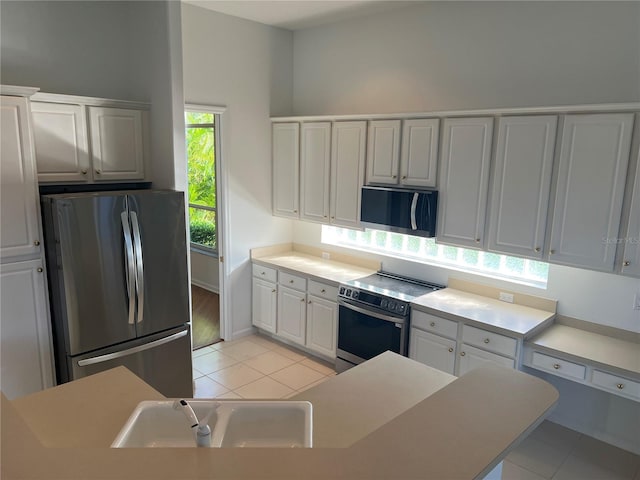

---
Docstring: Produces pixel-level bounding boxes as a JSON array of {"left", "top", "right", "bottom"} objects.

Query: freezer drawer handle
[
  {"left": 130, "top": 211, "right": 145, "bottom": 324},
  {"left": 121, "top": 211, "right": 136, "bottom": 325},
  {"left": 77, "top": 330, "right": 189, "bottom": 367}
]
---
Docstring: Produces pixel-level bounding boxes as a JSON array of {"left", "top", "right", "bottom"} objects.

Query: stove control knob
[
  {"left": 352, "top": 291, "right": 359, "bottom": 299},
  {"left": 388, "top": 301, "right": 397, "bottom": 311},
  {"left": 339, "top": 287, "right": 345, "bottom": 295},
  {"left": 381, "top": 299, "right": 388, "bottom": 308},
  {"left": 346, "top": 289, "right": 352, "bottom": 297},
  {"left": 398, "top": 304, "right": 406, "bottom": 314}
]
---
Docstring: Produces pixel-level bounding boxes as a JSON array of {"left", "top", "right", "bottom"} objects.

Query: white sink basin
[{"left": 111, "top": 400, "right": 312, "bottom": 448}]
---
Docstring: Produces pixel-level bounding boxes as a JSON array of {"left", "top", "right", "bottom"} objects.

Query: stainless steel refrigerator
[{"left": 41, "top": 190, "right": 193, "bottom": 397}]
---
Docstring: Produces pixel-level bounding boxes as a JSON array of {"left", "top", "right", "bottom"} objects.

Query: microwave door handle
[{"left": 410, "top": 193, "right": 419, "bottom": 230}]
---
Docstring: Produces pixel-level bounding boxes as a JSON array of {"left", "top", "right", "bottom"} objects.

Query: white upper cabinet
[
  {"left": 400, "top": 118, "right": 439, "bottom": 188},
  {"left": 620, "top": 142, "right": 640, "bottom": 277},
  {"left": 31, "top": 102, "right": 91, "bottom": 183},
  {"left": 300, "top": 122, "right": 331, "bottom": 223},
  {"left": 272, "top": 122, "right": 300, "bottom": 219},
  {"left": 487, "top": 115, "right": 557, "bottom": 259},
  {"left": 88, "top": 106, "right": 145, "bottom": 181},
  {"left": 548, "top": 113, "right": 634, "bottom": 271},
  {"left": 1, "top": 96, "right": 42, "bottom": 259},
  {"left": 330, "top": 121, "right": 366, "bottom": 228},
  {"left": 437, "top": 117, "right": 494, "bottom": 249},
  {"left": 366, "top": 120, "right": 401, "bottom": 184}
]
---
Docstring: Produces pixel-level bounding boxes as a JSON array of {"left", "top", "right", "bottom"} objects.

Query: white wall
[
  {"left": 181, "top": 4, "right": 294, "bottom": 337},
  {"left": 293, "top": 1, "right": 640, "bottom": 115},
  {"left": 191, "top": 251, "right": 220, "bottom": 293}
]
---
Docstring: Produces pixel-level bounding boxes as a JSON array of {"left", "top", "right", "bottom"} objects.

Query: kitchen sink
[{"left": 111, "top": 400, "right": 312, "bottom": 448}]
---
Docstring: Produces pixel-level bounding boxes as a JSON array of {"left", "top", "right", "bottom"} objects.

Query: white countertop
[
  {"left": 412, "top": 288, "right": 555, "bottom": 338},
  {"left": 527, "top": 324, "right": 640, "bottom": 377}
]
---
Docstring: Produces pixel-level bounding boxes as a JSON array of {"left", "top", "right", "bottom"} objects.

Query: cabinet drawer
[
  {"left": 591, "top": 370, "right": 640, "bottom": 401},
  {"left": 308, "top": 280, "right": 338, "bottom": 301},
  {"left": 411, "top": 311, "right": 458, "bottom": 339},
  {"left": 462, "top": 324, "right": 517, "bottom": 358},
  {"left": 279, "top": 271, "right": 307, "bottom": 291},
  {"left": 252, "top": 264, "right": 277, "bottom": 283},
  {"left": 531, "top": 352, "right": 586, "bottom": 380}
]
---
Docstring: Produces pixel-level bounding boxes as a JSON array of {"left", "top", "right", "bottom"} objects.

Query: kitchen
[{"left": 1, "top": 1, "right": 639, "bottom": 479}]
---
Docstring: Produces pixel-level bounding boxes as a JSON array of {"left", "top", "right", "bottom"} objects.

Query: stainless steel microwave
[{"left": 360, "top": 186, "right": 438, "bottom": 237}]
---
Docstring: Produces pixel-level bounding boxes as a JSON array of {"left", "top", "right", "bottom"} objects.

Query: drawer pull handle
[
  {"left": 623, "top": 261, "right": 631, "bottom": 267},
  {"left": 321, "top": 289, "right": 326, "bottom": 293},
  {"left": 430, "top": 321, "right": 436, "bottom": 327},
  {"left": 616, "top": 383, "right": 624, "bottom": 390},
  {"left": 460, "top": 352, "right": 466, "bottom": 357},
  {"left": 553, "top": 363, "right": 561, "bottom": 369},
  {"left": 484, "top": 338, "right": 490, "bottom": 344},
  {"left": 448, "top": 347, "right": 454, "bottom": 353},
  {"left": 261, "top": 271, "right": 266, "bottom": 275}
]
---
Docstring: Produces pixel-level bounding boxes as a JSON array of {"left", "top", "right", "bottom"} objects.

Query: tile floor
[{"left": 192, "top": 334, "right": 640, "bottom": 480}]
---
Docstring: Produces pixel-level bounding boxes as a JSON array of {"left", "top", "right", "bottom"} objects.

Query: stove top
[{"left": 343, "top": 272, "right": 443, "bottom": 302}]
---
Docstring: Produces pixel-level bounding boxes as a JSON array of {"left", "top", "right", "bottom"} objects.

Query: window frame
[{"left": 185, "top": 110, "right": 218, "bottom": 256}]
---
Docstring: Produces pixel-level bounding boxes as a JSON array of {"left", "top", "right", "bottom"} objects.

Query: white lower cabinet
[
  {"left": 458, "top": 344, "right": 516, "bottom": 376},
  {"left": 306, "top": 295, "right": 337, "bottom": 358},
  {"left": 409, "top": 329, "right": 456, "bottom": 375},
  {"left": 251, "top": 278, "right": 277, "bottom": 333},
  {"left": 277, "top": 286, "right": 307, "bottom": 345},
  {"left": 0, "top": 260, "right": 55, "bottom": 400}
]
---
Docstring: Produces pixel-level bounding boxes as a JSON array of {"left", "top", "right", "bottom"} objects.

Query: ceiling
[{"left": 183, "top": 0, "right": 416, "bottom": 30}]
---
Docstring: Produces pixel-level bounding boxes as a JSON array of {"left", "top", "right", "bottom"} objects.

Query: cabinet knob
[
  {"left": 448, "top": 347, "right": 454, "bottom": 353},
  {"left": 550, "top": 249, "right": 555, "bottom": 255},
  {"left": 300, "top": 298, "right": 305, "bottom": 303},
  {"left": 33, "top": 240, "right": 40, "bottom": 246},
  {"left": 293, "top": 209, "right": 298, "bottom": 213},
  {"left": 534, "top": 247, "right": 541, "bottom": 252},
  {"left": 430, "top": 321, "right": 436, "bottom": 327},
  {"left": 289, "top": 280, "right": 294, "bottom": 284},
  {"left": 261, "top": 271, "right": 265, "bottom": 275},
  {"left": 475, "top": 238, "right": 481, "bottom": 243},
  {"left": 321, "top": 289, "right": 326, "bottom": 293},
  {"left": 95, "top": 169, "right": 101, "bottom": 175},
  {"left": 37, "top": 267, "right": 43, "bottom": 273},
  {"left": 331, "top": 216, "right": 335, "bottom": 220},
  {"left": 272, "top": 289, "right": 276, "bottom": 293},
  {"left": 617, "top": 383, "right": 624, "bottom": 390},
  {"left": 484, "top": 338, "right": 490, "bottom": 344},
  {"left": 553, "top": 363, "right": 561, "bottom": 369},
  {"left": 401, "top": 175, "right": 407, "bottom": 180},
  {"left": 460, "top": 352, "right": 466, "bottom": 357},
  {"left": 623, "top": 261, "right": 631, "bottom": 267},
  {"left": 308, "top": 300, "right": 312, "bottom": 304},
  {"left": 392, "top": 175, "right": 397, "bottom": 179},
  {"left": 323, "top": 215, "right": 327, "bottom": 218},
  {"left": 81, "top": 169, "right": 88, "bottom": 175}
]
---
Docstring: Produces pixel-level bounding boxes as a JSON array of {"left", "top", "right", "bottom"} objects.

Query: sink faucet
[{"left": 174, "top": 399, "right": 214, "bottom": 447}]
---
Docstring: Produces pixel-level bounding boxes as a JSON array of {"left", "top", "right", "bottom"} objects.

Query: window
[
  {"left": 322, "top": 226, "right": 549, "bottom": 287},
  {"left": 185, "top": 111, "right": 217, "bottom": 253}
]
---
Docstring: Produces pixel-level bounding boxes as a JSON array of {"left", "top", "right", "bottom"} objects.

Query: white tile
[
  {"left": 553, "top": 453, "right": 634, "bottom": 480},
  {"left": 506, "top": 436, "right": 570, "bottom": 479},
  {"left": 528, "top": 421, "right": 581, "bottom": 454},
  {"left": 192, "top": 345, "right": 215, "bottom": 358},
  {"left": 234, "top": 376, "right": 294, "bottom": 399},
  {"left": 243, "top": 350, "right": 297, "bottom": 375},
  {"left": 568, "top": 435, "right": 640, "bottom": 479},
  {"left": 300, "top": 357, "right": 336, "bottom": 376},
  {"left": 192, "top": 350, "right": 238, "bottom": 375},
  {"left": 218, "top": 340, "right": 270, "bottom": 361},
  {"left": 192, "top": 367, "right": 205, "bottom": 380},
  {"left": 269, "top": 363, "right": 326, "bottom": 391},
  {"left": 295, "top": 377, "right": 330, "bottom": 393},
  {"left": 247, "top": 334, "right": 282, "bottom": 349},
  {"left": 501, "top": 461, "right": 547, "bottom": 480},
  {"left": 208, "top": 363, "right": 264, "bottom": 390},
  {"left": 269, "top": 344, "right": 307, "bottom": 362},
  {"left": 193, "top": 376, "right": 229, "bottom": 399},
  {"left": 216, "top": 391, "right": 242, "bottom": 399}
]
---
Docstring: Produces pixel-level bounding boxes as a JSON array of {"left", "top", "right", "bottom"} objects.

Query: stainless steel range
[{"left": 336, "top": 271, "right": 444, "bottom": 373}]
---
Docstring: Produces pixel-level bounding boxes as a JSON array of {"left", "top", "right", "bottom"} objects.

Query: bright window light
[{"left": 322, "top": 226, "right": 549, "bottom": 288}]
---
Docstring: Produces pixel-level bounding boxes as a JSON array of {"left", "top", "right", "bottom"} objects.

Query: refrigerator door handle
[
  {"left": 130, "top": 211, "right": 145, "bottom": 324},
  {"left": 77, "top": 330, "right": 188, "bottom": 366},
  {"left": 120, "top": 211, "right": 136, "bottom": 325}
]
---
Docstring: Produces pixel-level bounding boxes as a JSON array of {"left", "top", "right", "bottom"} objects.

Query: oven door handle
[{"left": 338, "top": 299, "right": 406, "bottom": 324}]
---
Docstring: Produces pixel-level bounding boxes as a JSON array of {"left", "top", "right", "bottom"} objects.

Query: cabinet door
[
  {"left": 0, "top": 96, "right": 42, "bottom": 259},
  {"left": 272, "top": 123, "right": 300, "bottom": 218},
  {"left": 621, "top": 143, "right": 640, "bottom": 277},
  {"left": 330, "top": 121, "right": 366, "bottom": 228},
  {"left": 549, "top": 113, "right": 634, "bottom": 271},
  {"left": 366, "top": 120, "right": 401, "bottom": 184},
  {"left": 409, "top": 329, "right": 456, "bottom": 375},
  {"left": 487, "top": 116, "right": 557, "bottom": 259},
  {"left": 88, "top": 106, "right": 145, "bottom": 181},
  {"left": 252, "top": 278, "right": 277, "bottom": 333},
  {"left": 300, "top": 122, "right": 331, "bottom": 223},
  {"left": 0, "top": 260, "right": 55, "bottom": 399},
  {"left": 31, "top": 102, "right": 91, "bottom": 183},
  {"left": 277, "top": 286, "right": 306, "bottom": 345},
  {"left": 400, "top": 119, "right": 439, "bottom": 188},
  {"left": 458, "top": 344, "right": 515, "bottom": 377},
  {"left": 437, "top": 117, "right": 493, "bottom": 249},
  {"left": 306, "top": 295, "right": 337, "bottom": 358}
]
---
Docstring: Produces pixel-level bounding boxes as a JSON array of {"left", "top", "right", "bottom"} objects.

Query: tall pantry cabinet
[{"left": 0, "top": 86, "right": 55, "bottom": 400}]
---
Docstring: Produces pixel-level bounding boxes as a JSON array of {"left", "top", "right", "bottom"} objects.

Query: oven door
[{"left": 337, "top": 299, "right": 408, "bottom": 369}]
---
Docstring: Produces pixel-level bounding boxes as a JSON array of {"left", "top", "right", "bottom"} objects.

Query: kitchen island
[{"left": 2, "top": 352, "right": 558, "bottom": 479}]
